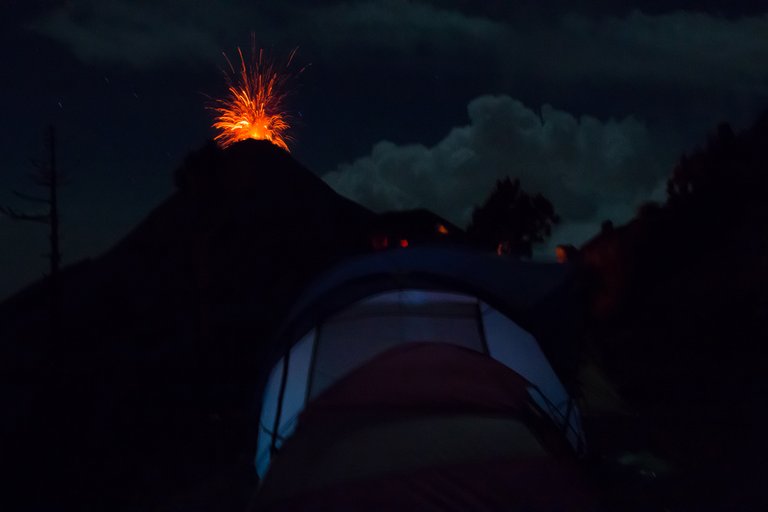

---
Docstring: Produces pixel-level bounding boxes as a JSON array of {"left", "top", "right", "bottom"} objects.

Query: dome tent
[{"left": 251, "top": 246, "right": 592, "bottom": 510}]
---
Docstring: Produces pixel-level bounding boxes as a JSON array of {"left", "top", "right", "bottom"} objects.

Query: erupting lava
[{"left": 210, "top": 44, "right": 301, "bottom": 151}]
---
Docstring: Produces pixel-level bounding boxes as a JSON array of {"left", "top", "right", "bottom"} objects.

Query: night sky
[{"left": 3, "top": 0, "right": 768, "bottom": 298}]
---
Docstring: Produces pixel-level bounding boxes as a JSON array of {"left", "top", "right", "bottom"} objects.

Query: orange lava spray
[{"left": 210, "top": 41, "right": 302, "bottom": 151}]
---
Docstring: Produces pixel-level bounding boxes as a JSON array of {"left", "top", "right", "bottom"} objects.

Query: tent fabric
[
  {"left": 279, "top": 247, "right": 571, "bottom": 325},
  {"left": 257, "top": 458, "right": 593, "bottom": 512},
  {"left": 255, "top": 289, "right": 585, "bottom": 477},
  {"left": 480, "top": 304, "right": 585, "bottom": 448},
  {"left": 258, "top": 415, "right": 551, "bottom": 505},
  {"left": 255, "top": 343, "right": 589, "bottom": 510},
  {"left": 263, "top": 246, "right": 581, "bottom": 386},
  {"left": 309, "top": 290, "right": 484, "bottom": 398},
  {"left": 252, "top": 246, "right": 590, "bottom": 508},
  {"left": 300, "top": 342, "right": 532, "bottom": 421},
  {"left": 255, "top": 329, "right": 314, "bottom": 475}
]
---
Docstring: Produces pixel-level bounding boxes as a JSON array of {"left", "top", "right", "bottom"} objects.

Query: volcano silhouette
[{"left": 0, "top": 139, "right": 378, "bottom": 511}]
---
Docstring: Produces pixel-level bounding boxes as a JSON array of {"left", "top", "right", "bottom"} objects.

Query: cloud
[
  {"left": 26, "top": 1, "right": 768, "bottom": 109},
  {"left": 27, "top": 0, "right": 227, "bottom": 68},
  {"left": 549, "top": 10, "right": 768, "bottom": 94},
  {"left": 304, "top": 0, "right": 507, "bottom": 52},
  {"left": 324, "top": 95, "right": 673, "bottom": 247},
  {"left": 27, "top": 0, "right": 507, "bottom": 69}
]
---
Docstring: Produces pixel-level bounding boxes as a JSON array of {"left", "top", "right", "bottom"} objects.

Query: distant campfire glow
[{"left": 210, "top": 42, "right": 302, "bottom": 151}]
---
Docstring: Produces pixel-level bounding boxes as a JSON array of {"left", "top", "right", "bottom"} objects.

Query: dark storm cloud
[
  {"left": 29, "top": 1, "right": 768, "bottom": 103},
  {"left": 302, "top": 0, "right": 506, "bottom": 51},
  {"left": 27, "top": 0, "right": 228, "bottom": 68},
  {"left": 324, "top": 95, "right": 671, "bottom": 248},
  {"left": 538, "top": 11, "right": 768, "bottom": 94},
  {"left": 428, "top": 0, "right": 766, "bottom": 20},
  {"left": 27, "top": 0, "right": 505, "bottom": 68}
]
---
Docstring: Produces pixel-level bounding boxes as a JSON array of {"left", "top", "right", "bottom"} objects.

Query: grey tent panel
[
  {"left": 310, "top": 290, "right": 482, "bottom": 398},
  {"left": 263, "top": 247, "right": 580, "bottom": 391},
  {"left": 254, "top": 247, "right": 585, "bottom": 478},
  {"left": 256, "top": 288, "right": 585, "bottom": 478}
]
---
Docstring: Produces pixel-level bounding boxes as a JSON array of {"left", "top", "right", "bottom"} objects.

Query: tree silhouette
[
  {"left": 1, "top": 126, "right": 65, "bottom": 337},
  {"left": 467, "top": 177, "right": 558, "bottom": 258},
  {"left": 666, "top": 116, "right": 768, "bottom": 237},
  {"left": 667, "top": 122, "right": 736, "bottom": 210}
]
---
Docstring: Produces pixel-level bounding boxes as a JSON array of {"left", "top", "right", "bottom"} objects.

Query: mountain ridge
[{"left": 0, "top": 139, "right": 380, "bottom": 511}]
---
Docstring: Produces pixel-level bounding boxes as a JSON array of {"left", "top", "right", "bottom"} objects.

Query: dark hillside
[
  {"left": 579, "top": 115, "right": 768, "bottom": 508},
  {"left": 1, "top": 139, "right": 376, "bottom": 511}
]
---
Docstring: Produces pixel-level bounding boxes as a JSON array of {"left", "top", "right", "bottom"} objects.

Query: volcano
[{"left": 0, "top": 140, "right": 379, "bottom": 511}]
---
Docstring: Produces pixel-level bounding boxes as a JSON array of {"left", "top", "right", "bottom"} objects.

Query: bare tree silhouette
[{"left": 1, "top": 126, "right": 66, "bottom": 337}]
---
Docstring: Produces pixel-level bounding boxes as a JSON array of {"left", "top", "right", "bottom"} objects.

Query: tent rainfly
[{"left": 251, "top": 246, "right": 592, "bottom": 511}]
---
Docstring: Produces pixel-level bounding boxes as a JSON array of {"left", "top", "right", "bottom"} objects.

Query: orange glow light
[
  {"left": 210, "top": 40, "right": 303, "bottom": 151},
  {"left": 436, "top": 224, "right": 449, "bottom": 235}
]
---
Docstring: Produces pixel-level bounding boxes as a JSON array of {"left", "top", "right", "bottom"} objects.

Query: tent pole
[
  {"left": 271, "top": 351, "right": 291, "bottom": 455},
  {"left": 475, "top": 302, "right": 490, "bottom": 355},
  {"left": 304, "top": 324, "right": 322, "bottom": 402}
]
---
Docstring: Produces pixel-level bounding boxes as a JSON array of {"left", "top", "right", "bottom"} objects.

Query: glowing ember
[{"left": 210, "top": 42, "right": 302, "bottom": 151}]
